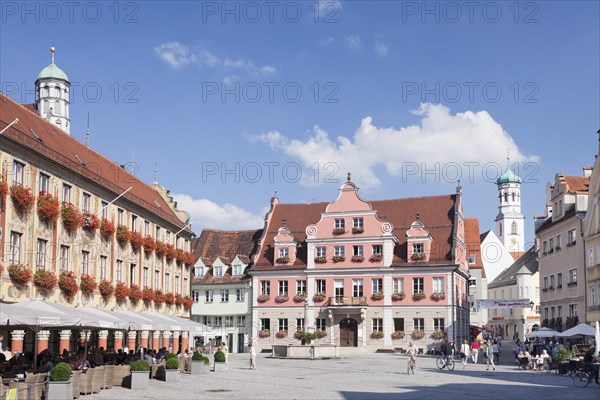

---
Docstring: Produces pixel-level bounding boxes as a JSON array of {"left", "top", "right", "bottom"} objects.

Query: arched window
[
  {"left": 504, "top": 192, "right": 508, "bottom": 202},
  {"left": 511, "top": 221, "right": 518, "bottom": 235},
  {"left": 44, "top": 86, "right": 50, "bottom": 97},
  {"left": 499, "top": 224, "right": 503, "bottom": 236},
  {"left": 511, "top": 192, "right": 516, "bottom": 201}
]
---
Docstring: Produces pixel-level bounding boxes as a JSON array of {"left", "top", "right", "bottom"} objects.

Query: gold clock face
[{"left": 510, "top": 238, "right": 517, "bottom": 245}]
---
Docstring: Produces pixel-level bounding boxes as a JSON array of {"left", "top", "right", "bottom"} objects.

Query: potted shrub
[
  {"left": 8, "top": 264, "right": 33, "bottom": 287},
  {"left": 391, "top": 291, "right": 406, "bottom": 301},
  {"left": 214, "top": 350, "right": 227, "bottom": 372},
  {"left": 294, "top": 330, "right": 316, "bottom": 345},
  {"left": 183, "top": 295, "right": 193, "bottom": 310},
  {"left": 129, "top": 359, "right": 150, "bottom": 390},
  {"left": 175, "top": 294, "right": 185, "bottom": 307},
  {"left": 191, "top": 352, "right": 210, "bottom": 375},
  {"left": 165, "top": 292, "right": 175, "bottom": 305},
  {"left": 47, "top": 362, "right": 72, "bottom": 400},
  {"left": 163, "top": 358, "right": 180, "bottom": 382},
  {"left": 313, "top": 292, "right": 326, "bottom": 302}
]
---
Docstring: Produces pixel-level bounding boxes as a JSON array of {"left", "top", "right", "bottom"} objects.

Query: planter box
[
  {"left": 214, "top": 362, "right": 227, "bottom": 372},
  {"left": 129, "top": 371, "right": 150, "bottom": 390},
  {"left": 47, "top": 380, "right": 73, "bottom": 400},
  {"left": 191, "top": 361, "right": 210, "bottom": 375},
  {"left": 163, "top": 369, "right": 180, "bottom": 382}
]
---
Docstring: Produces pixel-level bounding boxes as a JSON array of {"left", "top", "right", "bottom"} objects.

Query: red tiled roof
[
  {"left": 464, "top": 218, "right": 484, "bottom": 273},
  {"left": 562, "top": 175, "right": 589, "bottom": 193},
  {"left": 254, "top": 195, "right": 458, "bottom": 270},
  {"left": 0, "top": 93, "right": 191, "bottom": 232}
]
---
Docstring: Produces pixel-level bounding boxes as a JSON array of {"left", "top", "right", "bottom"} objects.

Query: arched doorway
[{"left": 339, "top": 318, "right": 358, "bottom": 347}]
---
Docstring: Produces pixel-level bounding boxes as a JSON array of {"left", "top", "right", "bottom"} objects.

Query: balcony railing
[{"left": 328, "top": 296, "right": 367, "bottom": 306}]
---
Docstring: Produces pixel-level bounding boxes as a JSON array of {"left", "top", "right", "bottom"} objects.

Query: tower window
[{"left": 511, "top": 222, "right": 518, "bottom": 235}]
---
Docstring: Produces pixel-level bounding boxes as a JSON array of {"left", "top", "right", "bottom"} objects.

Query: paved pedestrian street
[{"left": 89, "top": 352, "right": 600, "bottom": 400}]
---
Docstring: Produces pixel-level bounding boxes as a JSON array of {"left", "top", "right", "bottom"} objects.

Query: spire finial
[
  {"left": 416, "top": 213, "right": 420, "bottom": 221},
  {"left": 50, "top": 43, "right": 55, "bottom": 64},
  {"left": 274, "top": 190, "right": 278, "bottom": 198},
  {"left": 347, "top": 172, "right": 351, "bottom": 182},
  {"left": 506, "top": 150, "right": 511, "bottom": 168},
  {"left": 282, "top": 218, "right": 287, "bottom": 227},
  {"left": 85, "top": 113, "right": 90, "bottom": 147},
  {"left": 153, "top": 162, "right": 158, "bottom": 183}
]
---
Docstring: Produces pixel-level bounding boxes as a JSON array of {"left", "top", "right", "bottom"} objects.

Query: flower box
[
  {"left": 175, "top": 294, "right": 185, "bottom": 306},
  {"left": 411, "top": 253, "right": 427, "bottom": 261},
  {"left": 8, "top": 264, "right": 33, "bottom": 286},
  {"left": 431, "top": 330, "right": 446, "bottom": 340},
  {"left": 352, "top": 227, "right": 364, "bottom": 234},
  {"left": 276, "top": 330, "right": 288, "bottom": 339},
  {"left": 315, "top": 329, "right": 327, "bottom": 339},
  {"left": 391, "top": 291, "right": 406, "bottom": 301},
  {"left": 155, "top": 241, "right": 167, "bottom": 257},
  {"left": 33, "top": 269, "right": 57, "bottom": 291},
  {"left": 175, "top": 249, "right": 185, "bottom": 265},
  {"left": 369, "top": 254, "right": 383, "bottom": 262},
  {"left": 332, "top": 255, "right": 345, "bottom": 263},
  {"left": 313, "top": 292, "right": 326, "bottom": 302},
  {"left": 61, "top": 202, "right": 82, "bottom": 233},
  {"left": 165, "top": 245, "right": 177, "bottom": 262},
  {"left": 430, "top": 291, "right": 446, "bottom": 301},
  {"left": 411, "top": 330, "right": 425, "bottom": 340},
  {"left": 275, "top": 294, "right": 289, "bottom": 303},
  {"left": 129, "top": 284, "right": 143, "bottom": 303},
  {"left": 100, "top": 218, "right": 115, "bottom": 238},
  {"left": 351, "top": 255, "right": 364, "bottom": 262},
  {"left": 115, "top": 281, "right": 129, "bottom": 302},
  {"left": 391, "top": 331, "right": 405, "bottom": 340},
  {"left": 314, "top": 256, "right": 327, "bottom": 263},
  {"left": 154, "top": 289, "right": 166, "bottom": 305},
  {"left": 182, "top": 295, "right": 193, "bottom": 310},
  {"left": 293, "top": 293, "right": 307, "bottom": 302},
  {"left": 143, "top": 236, "right": 157, "bottom": 254},
  {"left": 142, "top": 286, "right": 155, "bottom": 303},
  {"left": 412, "top": 291, "right": 426, "bottom": 301},
  {"left": 370, "top": 331, "right": 384, "bottom": 339},
  {"left": 0, "top": 179, "right": 8, "bottom": 210},
  {"left": 79, "top": 274, "right": 97, "bottom": 296},
  {"left": 165, "top": 292, "right": 175, "bottom": 305},
  {"left": 276, "top": 256, "right": 290, "bottom": 264},
  {"left": 58, "top": 271, "right": 79, "bottom": 301},
  {"left": 99, "top": 280, "right": 114, "bottom": 300},
  {"left": 332, "top": 228, "right": 346, "bottom": 235},
  {"left": 37, "top": 191, "right": 60, "bottom": 223},
  {"left": 371, "top": 292, "right": 384, "bottom": 301},
  {"left": 116, "top": 225, "right": 131, "bottom": 247},
  {"left": 10, "top": 185, "right": 35, "bottom": 214},
  {"left": 130, "top": 232, "right": 144, "bottom": 252},
  {"left": 257, "top": 294, "right": 270, "bottom": 303},
  {"left": 258, "top": 329, "right": 270, "bottom": 338},
  {"left": 81, "top": 212, "right": 100, "bottom": 233}
]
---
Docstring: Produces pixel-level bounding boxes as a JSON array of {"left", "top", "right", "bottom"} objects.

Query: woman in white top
[{"left": 460, "top": 340, "right": 470, "bottom": 369}]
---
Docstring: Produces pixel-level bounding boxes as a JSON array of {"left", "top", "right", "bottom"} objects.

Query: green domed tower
[
  {"left": 495, "top": 158, "right": 525, "bottom": 252},
  {"left": 35, "top": 47, "right": 71, "bottom": 134}
]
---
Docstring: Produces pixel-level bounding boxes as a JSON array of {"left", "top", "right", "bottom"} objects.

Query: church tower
[
  {"left": 495, "top": 160, "right": 525, "bottom": 252},
  {"left": 35, "top": 47, "right": 71, "bottom": 134}
]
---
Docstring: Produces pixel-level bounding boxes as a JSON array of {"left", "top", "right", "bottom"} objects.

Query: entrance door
[
  {"left": 238, "top": 334, "right": 245, "bottom": 353},
  {"left": 339, "top": 318, "right": 358, "bottom": 347}
]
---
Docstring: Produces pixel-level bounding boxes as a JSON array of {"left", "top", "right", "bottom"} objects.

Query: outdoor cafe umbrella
[
  {"left": 595, "top": 321, "right": 599, "bottom": 357},
  {"left": 555, "top": 323, "right": 596, "bottom": 338},
  {"left": 526, "top": 327, "right": 559, "bottom": 338}
]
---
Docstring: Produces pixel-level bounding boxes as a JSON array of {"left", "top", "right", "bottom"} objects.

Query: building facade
[
  {"left": 190, "top": 229, "right": 261, "bottom": 353},
  {"left": 583, "top": 133, "right": 600, "bottom": 324},
  {"left": 0, "top": 49, "right": 195, "bottom": 355},
  {"left": 535, "top": 171, "right": 589, "bottom": 331},
  {"left": 250, "top": 178, "right": 470, "bottom": 353},
  {"left": 465, "top": 219, "right": 487, "bottom": 329}
]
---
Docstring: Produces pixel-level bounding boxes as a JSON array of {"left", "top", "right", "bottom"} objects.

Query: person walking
[
  {"left": 405, "top": 341, "right": 418, "bottom": 374},
  {"left": 470, "top": 339, "right": 480, "bottom": 364},
  {"left": 249, "top": 343, "right": 256, "bottom": 370},
  {"left": 460, "top": 340, "right": 470, "bottom": 370},
  {"left": 493, "top": 340, "right": 500, "bottom": 364},
  {"left": 484, "top": 340, "right": 495, "bottom": 371}
]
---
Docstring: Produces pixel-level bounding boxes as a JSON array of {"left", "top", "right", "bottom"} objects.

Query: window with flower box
[
  {"left": 60, "top": 245, "right": 69, "bottom": 272},
  {"left": 36, "top": 239, "right": 47, "bottom": 271},
  {"left": 116, "top": 260, "right": 122, "bottom": 281},
  {"left": 372, "top": 318, "right": 383, "bottom": 333},
  {"left": 154, "top": 270, "right": 160, "bottom": 289},
  {"left": 261, "top": 280, "right": 271, "bottom": 295},
  {"left": 279, "top": 280, "right": 288, "bottom": 296},
  {"left": 316, "top": 318, "right": 326, "bottom": 331},
  {"left": 81, "top": 251, "right": 90, "bottom": 275},
  {"left": 433, "top": 277, "right": 444, "bottom": 292},
  {"left": 39, "top": 173, "right": 50, "bottom": 193},
  {"left": 393, "top": 278, "right": 404, "bottom": 293},
  {"left": 297, "top": 280, "right": 307, "bottom": 295},
  {"left": 316, "top": 279, "right": 326, "bottom": 293},
  {"left": 278, "top": 318, "right": 288, "bottom": 332},
  {"left": 316, "top": 246, "right": 326, "bottom": 257},
  {"left": 205, "top": 290, "right": 213, "bottom": 303},
  {"left": 394, "top": 318, "right": 404, "bottom": 331},
  {"left": 236, "top": 288, "right": 245, "bottom": 302},
  {"left": 414, "top": 318, "right": 424, "bottom": 331},
  {"left": 353, "top": 245, "right": 363, "bottom": 256},
  {"left": 353, "top": 279, "right": 363, "bottom": 297},
  {"left": 221, "top": 289, "right": 229, "bottom": 302},
  {"left": 296, "top": 318, "right": 304, "bottom": 331},
  {"left": 261, "top": 318, "right": 270, "bottom": 331},
  {"left": 12, "top": 161, "right": 24, "bottom": 185},
  {"left": 413, "top": 277, "right": 424, "bottom": 293},
  {"left": 372, "top": 245, "right": 382, "bottom": 255},
  {"left": 433, "top": 318, "right": 444, "bottom": 331},
  {"left": 62, "top": 184, "right": 71, "bottom": 203},
  {"left": 372, "top": 278, "right": 383, "bottom": 293},
  {"left": 334, "top": 246, "right": 345, "bottom": 256},
  {"left": 334, "top": 219, "right": 345, "bottom": 229}
]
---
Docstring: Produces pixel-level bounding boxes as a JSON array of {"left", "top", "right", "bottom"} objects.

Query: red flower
[
  {"left": 100, "top": 219, "right": 115, "bottom": 238},
  {"left": 116, "top": 225, "right": 131, "bottom": 247},
  {"left": 80, "top": 274, "right": 97, "bottom": 296},
  {"left": 182, "top": 251, "right": 195, "bottom": 266},
  {"left": 0, "top": 178, "right": 8, "bottom": 211},
  {"left": 8, "top": 264, "right": 33, "bottom": 286},
  {"left": 165, "top": 292, "right": 175, "bottom": 305},
  {"left": 154, "top": 289, "right": 166, "bottom": 305},
  {"left": 10, "top": 185, "right": 35, "bottom": 214},
  {"left": 175, "top": 294, "right": 184, "bottom": 306},
  {"left": 175, "top": 249, "right": 185, "bottom": 265},
  {"left": 155, "top": 241, "right": 167, "bottom": 257},
  {"left": 130, "top": 231, "right": 144, "bottom": 252},
  {"left": 0, "top": 264, "right": 4, "bottom": 276},
  {"left": 33, "top": 269, "right": 58, "bottom": 291},
  {"left": 143, "top": 236, "right": 157, "bottom": 254},
  {"left": 82, "top": 212, "right": 100, "bottom": 233},
  {"left": 99, "top": 280, "right": 114, "bottom": 299},
  {"left": 58, "top": 271, "right": 79, "bottom": 301},
  {"left": 61, "top": 202, "right": 82, "bottom": 233},
  {"left": 142, "top": 286, "right": 155, "bottom": 303},
  {"left": 165, "top": 244, "right": 177, "bottom": 262},
  {"left": 182, "top": 295, "right": 193, "bottom": 310},
  {"left": 129, "top": 284, "right": 143, "bottom": 302},
  {"left": 36, "top": 191, "right": 60, "bottom": 223},
  {"left": 114, "top": 281, "right": 129, "bottom": 301}
]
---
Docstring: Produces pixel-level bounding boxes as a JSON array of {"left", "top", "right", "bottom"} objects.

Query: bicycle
[
  {"left": 406, "top": 356, "right": 416, "bottom": 375},
  {"left": 572, "top": 368, "right": 600, "bottom": 388},
  {"left": 436, "top": 355, "right": 455, "bottom": 371}
]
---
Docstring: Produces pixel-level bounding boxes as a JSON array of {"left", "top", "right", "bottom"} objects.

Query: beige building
[
  {"left": 583, "top": 132, "right": 600, "bottom": 324},
  {"left": 534, "top": 172, "right": 590, "bottom": 331}
]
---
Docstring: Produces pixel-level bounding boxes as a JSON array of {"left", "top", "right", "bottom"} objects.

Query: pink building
[{"left": 250, "top": 177, "right": 470, "bottom": 352}]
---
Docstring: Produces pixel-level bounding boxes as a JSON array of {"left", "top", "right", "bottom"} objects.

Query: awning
[
  {"left": 1, "top": 300, "right": 82, "bottom": 327},
  {"left": 141, "top": 311, "right": 209, "bottom": 332},
  {"left": 556, "top": 323, "right": 596, "bottom": 338},
  {"left": 526, "top": 327, "right": 559, "bottom": 338},
  {"left": 110, "top": 310, "right": 154, "bottom": 331}
]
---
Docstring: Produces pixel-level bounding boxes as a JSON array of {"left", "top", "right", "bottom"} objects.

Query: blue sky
[{"left": 1, "top": 1, "right": 599, "bottom": 243}]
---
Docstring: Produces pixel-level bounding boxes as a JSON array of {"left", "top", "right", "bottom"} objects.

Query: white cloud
[
  {"left": 373, "top": 39, "right": 388, "bottom": 57},
  {"left": 222, "top": 75, "right": 239, "bottom": 85},
  {"left": 345, "top": 34, "right": 361, "bottom": 49},
  {"left": 252, "top": 103, "right": 539, "bottom": 190},
  {"left": 317, "top": 37, "right": 336, "bottom": 46},
  {"left": 173, "top": 194, "right": 265, "bottom": 231},
  {"left": 154, "top": 41, "right": 277, "bottom": 75}
]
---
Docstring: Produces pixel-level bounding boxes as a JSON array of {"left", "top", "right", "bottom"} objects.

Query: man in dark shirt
[{"left": 583, "top": 346, "right": 599, "bottom": 384}]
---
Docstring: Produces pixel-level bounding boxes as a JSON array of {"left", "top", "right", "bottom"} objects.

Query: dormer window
[
  {"left": 233, "top": 264, "right": 242, "bottom": 276},
  {"left": 279, "top": 248, "right": 289, "bottom": 258},
  {"left": 468, "top": 254, "right": 476, "bottom": 264},
  {"left": 213, "top": 266, "right": 223, "bottom": 277},
  {"left": 194, "top": 266, "right": 203, "bottom": 278}
]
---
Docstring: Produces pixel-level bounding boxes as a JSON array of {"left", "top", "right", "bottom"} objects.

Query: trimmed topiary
[
  {"left": 165, "top": 353, "right": 177, "bottom": 360},
  {"left": 130, "top": 359, "right": 150, "bottom": 372},
  {"left": 165, "top": 358, "right": 179, "bottom": 370},
  {"left": 192, "top": 351, "right": 203, "bottom": 361},
  {"left": 214, "top": 350, "right": 226, "bottom": 363},
  {"left": 49, "top": 362, "right": 72, "bottom": 382}
]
